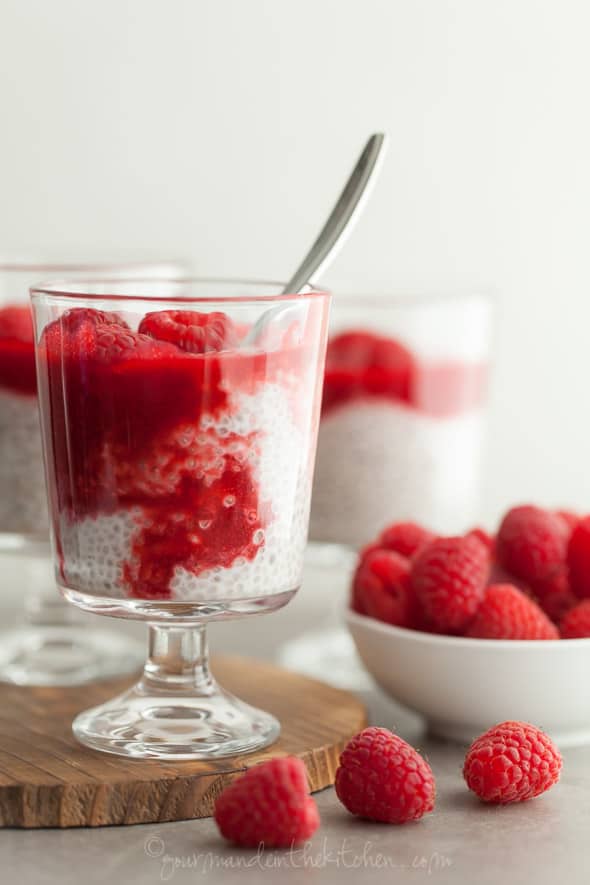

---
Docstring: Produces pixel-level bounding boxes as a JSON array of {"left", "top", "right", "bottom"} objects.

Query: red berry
[
  {"left": 496, "top": 505, "right": 567, "bottom": 584},
  {"left": 411, "top": 535, "right": 489, "bottom": 632},
  {"left": 323, "top": 330, "right": 414, "bottom": 412},
  {"left": 488, "top": 560, "right": 532, "bottom": 597},
  {"left": 567, "top": 515, "right": 590, "bottom": 598},
  {"left": 378, "top": 521, "right": 436, "bottom": 559},
  {"left": 94, "top": 325, "right": 179, "bottom": 362},
  {"left": 214, "top": 757, "right": 319, "bottom": 847},
  {"left": 0, "top": 305, "right": 33, "bottom": 342},
  {"left": 463, "top": 721, "right": 562, "bottom": 804},
  {"left": 560, "top": 599, "right": 590, "bottom": 638},
  {"left": 556, "top": 509, "right": 580, "bottom": 534},
  {"left": 465, "top": 584, "right": 559, "bottom": 640},
  {"left": 351, "top": 549, "right": 418, "bottom": 628},
  {"left": 335, "top": 726, "right": 435, "bottom": 823},
  {"left": 466, "top": 527, "right": 494, "bottom": 552},
  {"left": 42, "top": 308, "right": 131, "bottom": 358},
  {"left": 60, "top": 307, "right": 126, "bottom": 332},
  {"left": 532, "top": 569, "right": 577, "bottom": 625},
  {"left": 139, "top": 309, "right": 237, "bottom": 353}
]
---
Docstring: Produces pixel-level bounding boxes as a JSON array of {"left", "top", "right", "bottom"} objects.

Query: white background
[{"left": 1, "top": 0, "right": 590, "bottom": 526}]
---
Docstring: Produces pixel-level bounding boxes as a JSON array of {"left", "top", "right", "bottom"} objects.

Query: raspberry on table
[
  {"left": 351, "top": 549, "right": 418, "bottom": 628},
  {"left": 496, "top": 505, "right": 568, "bottom": 584},
  {"left": 378, "top": 521, "right": 436, "bottom": 559},
  {"left": 139, "top": 309, "right": 238, "bottom": 353},
  {"left": 567, "top": 515, "right": 590, "bottom": 598},
  {"left": 410, "top": 535, "right": 489, "bottom": 632},
  {"left": 214, "top": 757, "right": 319, "bottom": 847},
  {"left": 335, "top": 726, "right": 435, "bottom": 823},
  {"left": 560, "top": 599, "right": 590, "bottom": 638},
  {"left": 463, "top": 721, "right": 562, "bottom": 803},
  {"left": 465, "top": 584, "right": 559, "bottom": 640}
]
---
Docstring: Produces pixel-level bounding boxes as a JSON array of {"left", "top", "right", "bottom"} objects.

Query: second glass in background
[
  {"left": 281, "top": 292, "right": 493, "bottom": 689},
  {"left": 310, "top": 292, "right": 492, "bottom": 548}
]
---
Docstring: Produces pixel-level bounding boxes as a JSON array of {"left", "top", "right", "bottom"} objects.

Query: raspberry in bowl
[
  {"left": 31, "top": 278, "right": 330, "bottom": 758},
  {"left": 346, "top": 507, "right": 590, "bottom": 747},
  {"left": 310, "top": 293, "right": 492, "bottom": 547}
]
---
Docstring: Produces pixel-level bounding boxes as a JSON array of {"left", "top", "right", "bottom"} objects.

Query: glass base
[
  {"left": 73, "top": 679, "right": 280, "bottom": 760},
  {"left": 0, "top": 624, "right": 144, "bottom": 686}
]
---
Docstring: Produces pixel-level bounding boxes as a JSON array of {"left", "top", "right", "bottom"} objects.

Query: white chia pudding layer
[{"left": 310, "top": 399, "right": 485, "bottom": 547}]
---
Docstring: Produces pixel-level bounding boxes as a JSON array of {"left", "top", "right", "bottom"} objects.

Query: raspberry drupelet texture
[
  {"left": 214, "top": 757, "right": 320, "bottom": 847},
  {"left": 466, "top": 584, "right": 559, "bottom": 640},
  {"left": 496, "top": 505, "right": 568, "bottom": 585},
  {"left": 410, "top": 535, "right": 489, "bottom": 632},
  {"left": 560, "top": 599, "right": 590, "bottom": 638},
  {"left": 567, "top": 515, "right": 590, "bottom": 599},
  {"left": 139, "top": 309, "right": 238, "bottom": 353},
  {"left": 351, "top": 549, "right": 418, "bottom": 628},
  {"left": 335, "top": 726, "right": 435, "bottom": 823},
  {"left": 377, "top": 521, "right": 436, "bottom": 559},
  {"left": 463, "top": 721, "right": 562, "bottom": 803},
  {"left": 466, "top": 527, "right": 494, "bottom": 551}
]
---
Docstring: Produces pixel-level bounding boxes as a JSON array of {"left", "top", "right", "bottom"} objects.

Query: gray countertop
[
  {"left": 4, "top": 737, "right": 589, "bottom": 885},
  {"left": 1, "top": 549, "right": 589, "bottom": 883}
]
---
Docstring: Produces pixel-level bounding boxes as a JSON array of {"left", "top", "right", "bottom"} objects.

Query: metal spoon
[
  {"left": 243, "top": 132, "right": 388, "bottom": 347},
  {"left": 283, "top": 132, "right": 387, "bottom": 294}
]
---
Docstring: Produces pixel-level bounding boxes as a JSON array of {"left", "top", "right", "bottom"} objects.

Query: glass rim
[{"left": 30, "top": 276, "right": 331, "bottom": 305}]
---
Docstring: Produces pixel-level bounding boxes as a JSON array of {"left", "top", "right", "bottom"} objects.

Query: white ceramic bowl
[{"left": 346, "top": 607, "right": 590, "bottom": 747}]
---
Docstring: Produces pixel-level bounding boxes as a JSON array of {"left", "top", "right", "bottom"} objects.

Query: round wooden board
[{"left": 0, "top": 655, "right": 366, "bottom": 828}]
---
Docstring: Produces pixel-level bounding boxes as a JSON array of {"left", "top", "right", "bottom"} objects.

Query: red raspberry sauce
[
  {"left": 322, "top": 329, "right": 486, "bottom": 418},
  {"left": 0, "top": 305, "right": 37, "bottom": 395},
  {"left": 37, "top": 337, "right": 305, "bottom": 600}
]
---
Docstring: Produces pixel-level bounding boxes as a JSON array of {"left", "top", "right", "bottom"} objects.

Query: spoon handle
[{"left": 282, "top": 133, "right": 388, "bottom": 295}]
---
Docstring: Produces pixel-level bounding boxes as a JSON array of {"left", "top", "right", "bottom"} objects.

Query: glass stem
[{"left": 141, "top": 624, "right": 215, "bottom": 695}]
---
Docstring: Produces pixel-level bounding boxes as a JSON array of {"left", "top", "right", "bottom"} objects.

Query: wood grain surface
[{"left": 0, "top": 655, "right": 367, "bottom": 828}]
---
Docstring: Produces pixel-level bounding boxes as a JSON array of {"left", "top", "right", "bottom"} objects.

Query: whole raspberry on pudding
[
  {"left": 465, "top": 584, "right": 559, "bottom": 640},
  {"left": 496, "top": 505, "right": 568, "bottom": 585},
  {"left": 560, "top": 599, "right": 590, "bottom": 638},
  {"left": 567, "top": 515, "right": 590, "bottom": 598},
  {"left": 351, "top": 549, "right": 418, "bottom": 628},
  {"left": 335, "top": 726, "right": 435, "bottom": 823},
  {"left": 214, "top": 757, "right": 319, "bottom": 847},
  {"left": 378, "top": 521, "right": 436, "bottom": 559},
  {"left": 411, "top": 535, "right": 489, "bottom": 632},
  {"left": 139, "top": 309, "right": 238, "bottom": 353},
  {"left": 463, "top": 721, "right": 562, "bottom": 804}
]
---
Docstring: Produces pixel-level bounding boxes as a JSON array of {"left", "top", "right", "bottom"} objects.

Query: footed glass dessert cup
[
  {"left": 0, "top": 259, "right": 179, "bottom": 686},
  {"left": 31, "top": 278, "right": 330, "bottom": 758}
]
